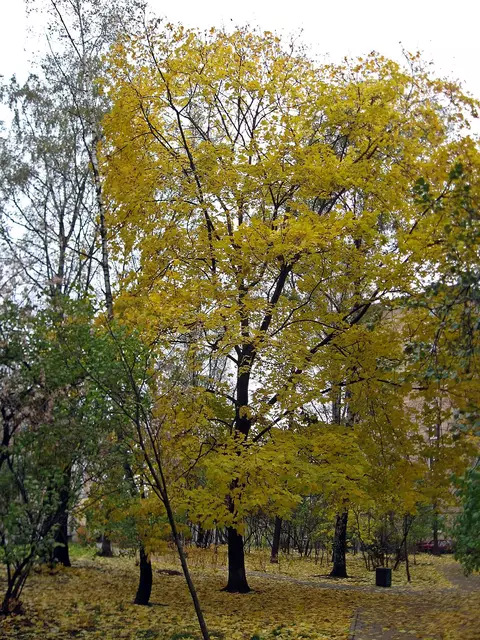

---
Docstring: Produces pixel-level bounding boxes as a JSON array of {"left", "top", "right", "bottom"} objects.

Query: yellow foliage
[{"left": 98, "top": 22, "right": 479, "bottom": 565}]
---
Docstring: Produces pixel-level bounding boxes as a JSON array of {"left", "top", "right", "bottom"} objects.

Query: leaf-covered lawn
[
  {"left": 1, "top": 550, "right": 479, "bottom": 639},
  {"left": 171, "top": 547, "right": 452, "bottom": 590}
]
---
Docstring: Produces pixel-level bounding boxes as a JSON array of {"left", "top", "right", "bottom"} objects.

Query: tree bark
[
  {"left": 224, "top": 527, "right": 250, "bottom": 593},
  {"left": 89, "top": 136, "right": 114, "bottom": 320},
  {"left": 52, "top": 479, "right": 71, "bottom": 567},
  {"left": 330, "top": 511, "right": 348, "bottom": 578},
  {"left": 0, "top": 563, "right": 29, "bottom": 617},
  {"left": 53, "top": 513, "right": 71, "bottom": 567},
  {"left": 98, "top": 534, "right": 113, "bottom": 557},
  {"left": 432, "top": 507, "right": 440, "bottom": 555},
  {"left": 405, "top": 535, "right": 411, "bottom": 582},
  {"left": 161, "top": 470, "right": 210, "bottom": 639},
  {"left": 122, "top": 464, "right": 154, "bottom": 606},
  {"left": 196, "top": 526, "right": 206, "bottom": 548},
  {"left": 270, "top": 516, "right": 282, "bottom": 564},
  {"left": 223, "top": 351, "right": 253, "bottom": 593},
  {"left": 134, "top": 546, "right": 153, "bottom": 606}
]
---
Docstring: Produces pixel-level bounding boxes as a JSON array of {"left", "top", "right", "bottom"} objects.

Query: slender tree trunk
[
  {"left": 134, "top": 546, "right": 153, "bottom": 606},
  {"left": 270, "top": 516, "right": 282, "bottom": 564},
  {"left": 225, "top": 527, "right": 250, "bottom": 593},
  {"left": 90, "top": 139, "right": 113, "bottom": 320},
  {"left": 405, "top": 533, "right": 411, "bottom": 582},
  {"left": 160, "top": 471, "right": 210, "bottom": 639},
  {"left": 330, "top": 511, "right": 348, "bottom": 578},
  {"left": 195, "top": 526, "right": 212, "bottom": 548},
  {"left": 432, "top": 506, "right": 440, "bottom": 555},
  {"left": 98, "top": 141, "right": 150, "bottom": 598},
  {"left": 393, "top": 514, "right": 414, "bottom": 575},
  {"left": 432, "top": 409, "right": 441, "bottom": 556}
]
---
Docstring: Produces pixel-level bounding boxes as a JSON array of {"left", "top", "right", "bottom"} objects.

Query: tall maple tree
[{"left": 100, "top": 23, "right": 479, "bottom": 592}]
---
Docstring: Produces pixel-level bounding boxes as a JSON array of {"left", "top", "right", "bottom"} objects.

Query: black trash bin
[{"left": 376, "top": 567, "right": 392, "bottom": 587}]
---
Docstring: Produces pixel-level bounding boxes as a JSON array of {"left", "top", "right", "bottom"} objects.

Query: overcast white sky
[{"left": 1, "top": 0, "right": 479, "bottom": 105}]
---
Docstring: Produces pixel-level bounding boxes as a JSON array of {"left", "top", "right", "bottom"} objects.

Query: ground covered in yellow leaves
[
  {"left": 169, "top": 547, "right": 452, "bottom": 590},
  {"left": 1, "top": 548, "right": 479, "bottom": 639}
]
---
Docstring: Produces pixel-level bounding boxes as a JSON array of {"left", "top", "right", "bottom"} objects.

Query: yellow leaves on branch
[
  {"left": 100, "top": 24, "right": 480, "bottom": 367},
  {"left": 180, "top": 423, "right": 368, "bottom": 529},
  {"left": 98, "top": 22, "right": 480, "bottom": 533}
]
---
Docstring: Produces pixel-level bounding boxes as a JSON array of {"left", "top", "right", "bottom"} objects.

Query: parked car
[{"left": 417, "top": 539, "right": 454, "bottom": 553}]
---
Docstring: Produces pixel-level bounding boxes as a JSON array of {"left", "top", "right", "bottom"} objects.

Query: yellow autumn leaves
[
  {"left": 97, "top": 21, "right": 479, "bottom": 576},
  {"left": 2, "top": 551, "right": 479, "bottom": 639}
]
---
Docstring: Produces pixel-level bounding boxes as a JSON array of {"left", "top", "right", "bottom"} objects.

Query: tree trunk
[
  {"left": 90, "top": 137, "right": 113, "bottom": 320},
  {"left": 224, "top": 527, "right": 250, "bottom": 593},
  {"left": 394, "top": 543, "right": 406, "bottom": 569},
  {"left": 223, "top": 353, "right": 253, "bottom": 593},
  {"left": 0, "top": 562, "right": 30, "bottom": 617},
  {"left": 122, "top": 457, "right": 154, "bottom": 607},
  {"left": 394, "top": 515, "right": 414, "bottom": 570},
  {"left": 53, "top": 514, "right": 71, "bottom": 567},
  {"left": 53, "top": 481, "right": 71, "bottom": 567},
  {"left": 270, "top": 516, "right": 282, "bottom": 564},
  {"left": 160, "top": 472, "right": 210, "bottom": 639},
  {"left": 432, "top": 509, "right": 440, "bottom": 555},
  {"left": 196, "top": 526, "right": 207, "bottom": 548},
  {"left": 98, "top": 534, "right": 113, "bottom": 557},
  {"left": 134, "top": 546, "right": 152, "bottom": 606},
  {"left": 405, "top": 533, "right": 411, "bottom": 582},
  {"left": 330, "top": 511, "right": 348, "bottom": 578}
]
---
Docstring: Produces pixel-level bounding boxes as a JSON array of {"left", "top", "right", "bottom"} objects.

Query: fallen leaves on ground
[
  {"left": 156, "top": 547, "right": 452, "bottom": 590},
  {"left": 1, "top": 558, "right": 352, "bottom": 640},
  {"left": 0, "top": 549, "right": 478, "bottom": 639}
]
